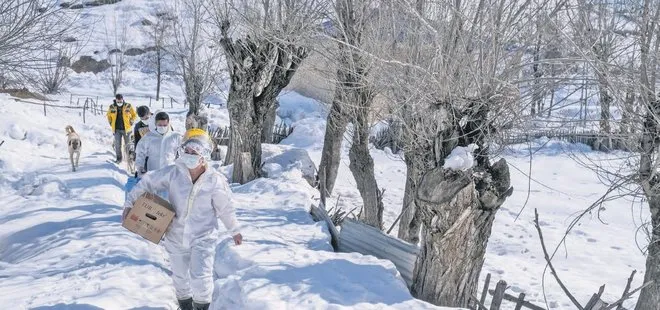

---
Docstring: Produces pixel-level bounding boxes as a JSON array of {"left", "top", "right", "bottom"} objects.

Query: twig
[
  {"left": 387, "top": 207, "right": 405, "bottom": 234},
  {"left": 470, "top": 295, "right": 488, "bottom": 310},
  {"left": 534, "top": 209, "right": 584, "bottom": 310},
  {"left": 603, "top": 281, "right": 654, "bottom": 310},
  {"left": 615, "top": 270, "right": 636, "bottom": 310}
]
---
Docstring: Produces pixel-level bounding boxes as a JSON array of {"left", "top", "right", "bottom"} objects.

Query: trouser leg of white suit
[
  {"left": 190, "top": 237, "right": 216, "bottom": 304},
  {"left": 164, "top": 240, "right": 193, "bottom": 300}
]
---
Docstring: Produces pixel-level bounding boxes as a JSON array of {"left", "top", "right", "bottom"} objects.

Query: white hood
[
  {"left": 135, "top": 113, "right": 182, "bottom": 171},
  {"left": 124, "top": 163, "right": 240, "bottom": 246}
]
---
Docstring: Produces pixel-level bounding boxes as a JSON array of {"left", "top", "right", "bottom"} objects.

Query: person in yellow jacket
[{"left": 107, "top": 94, "right": 137, "bottom": 163}]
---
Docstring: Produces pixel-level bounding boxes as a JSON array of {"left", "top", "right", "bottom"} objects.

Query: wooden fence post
[
  {"left": 480, "top": 274, "right": 491, "bottom": 310},
  {"left": 43, "top": 101, "right": 46, "bottom": 116},
  {"left": 490, "top": 280, "right": 507, "bottom": 310},
  {"left": 170, "top": 97, "right": 173, "bottom": 108},
  {"left": 83, "top": 103, "right": 87, "bottom": 124},
  {"left": 513, "top": 293, "right": 526, "bottom": 310}
]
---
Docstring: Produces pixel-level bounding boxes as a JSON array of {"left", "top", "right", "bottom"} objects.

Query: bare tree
[
  {"left": 171, "top": 0, "right": 222, "bottom": 117},
  {"left": 210, "top": 0, "right": 325, "bottom": 183},
  {"left": 30, "top": 40, "right": 78, "bottom": 94},
  {"left": 559, "top": 0, "right": 660, "bottom": 307},
  {"left": 0, "top": 1, "right": 72, "bottom": 73},
  {"left": 369, "top": 0, "right": 546, "bottom": 306},
  {"left": 570, "top": 0, "right": 629, "bottom": 140},
  {"left": 316, "top": 0, "right": 385, "bottom": 228},
  {"left": 634, "top": 1, "right": 660, "bottom": 307},
  {"left": 105, "top": 16, "right": 128, "bottom": 95},
  {"left": 146, "top": 13, "right": 174, "bottom": 101}
]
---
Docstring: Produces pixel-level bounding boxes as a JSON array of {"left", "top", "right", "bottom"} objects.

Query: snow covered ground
[
  {"left": 0, "top": 2, "right": 649, "bottom": 309},
  {"left": 278, "top": 92, "right": 648, "bottom": 309},
  {"left": 0, "top": 93, "right": 444, "bottom": 309}
]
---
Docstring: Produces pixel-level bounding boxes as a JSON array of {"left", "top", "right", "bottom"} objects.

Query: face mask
[
  {"left": 156, "top": 126, "right": 169, "bottom": 135},
  {"left": 178, "top": 153, "right": 201, "bottom": 169},
  {"left": 116, "top": 101, "right": 123, "bottom": 107}
]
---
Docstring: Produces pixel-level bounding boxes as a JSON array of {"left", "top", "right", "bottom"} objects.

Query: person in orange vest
[{"left": 106, "top": 94, "right": 137, "bottom": 163}]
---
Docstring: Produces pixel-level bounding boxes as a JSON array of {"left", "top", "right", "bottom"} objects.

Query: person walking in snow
[
  {"left": 133, "top": 105, "right": 151, "bottom": 147},
  {"left": 135, "top": 111, "right": 182, "bottom": 177},
  {"left": 122, "top": 129, "right": 242, "bottom": 310},
  {"left": 106, "top": 94, "right": 138, "bottom": 163}
]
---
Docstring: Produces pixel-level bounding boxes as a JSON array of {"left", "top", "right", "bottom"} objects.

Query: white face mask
[
  {"left": 116, "top": 101, "right": 123, "bottom": 106},
  {"left": 156, "top": 125, "right": 169, "bottom": 135},
  {"left": 178, "top": 153, "right": 201, "bottom": 169}
]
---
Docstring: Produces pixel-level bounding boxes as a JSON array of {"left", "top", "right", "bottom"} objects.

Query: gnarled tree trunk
[
  {"left": 411, "top": 159, "right": 512, "bottom": 307},
  {"left": 220, "top": 24, "right": 307, "bottom": 183}
]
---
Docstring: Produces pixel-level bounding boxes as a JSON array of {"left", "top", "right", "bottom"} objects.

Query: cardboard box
[{"left": 122, "top": 192, "right": 175, "bottom": 244}]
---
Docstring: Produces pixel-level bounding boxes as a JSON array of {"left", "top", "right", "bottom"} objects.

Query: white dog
[{"left": 65, "top": 125, "right": 82, "bottom": 172}]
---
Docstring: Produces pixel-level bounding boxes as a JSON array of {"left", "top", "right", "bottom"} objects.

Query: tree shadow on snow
[
  {"left": 249, "top": 259, "right": 412, "bottom": 306},
  {"left": 0, "top": 215, "right": 121, "bottom": 263},
  {"left": 30, "top": 303, "right": 104, "bottom": 310},
  {"left": 235, "top": 208, "right": 313, "bottom": 228},
  {"left": 0, "top": 203, "right": 120, "bottom": 225}
]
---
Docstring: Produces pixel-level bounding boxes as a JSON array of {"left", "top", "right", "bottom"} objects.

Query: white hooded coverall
[
  {"left": 135, "top": 115, "right": 182, "bottom": 172},
  {"left": 124, "top": 162, "right": 240, "bottom": 303}
]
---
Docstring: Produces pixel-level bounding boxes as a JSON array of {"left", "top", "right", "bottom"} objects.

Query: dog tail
[{"left": 65, "top": 125, "right": 75, "bottom": 134}]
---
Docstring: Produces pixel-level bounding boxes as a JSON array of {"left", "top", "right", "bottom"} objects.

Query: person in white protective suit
[
  {"left": 135, "top": 111, "right": 182, "bottom": 176},
  {"left": 122, "top": 128, "right": 242, "bottom": 310}
]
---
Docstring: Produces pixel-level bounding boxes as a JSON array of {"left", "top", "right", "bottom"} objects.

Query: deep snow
[
  {"left": 0, "top": 1, "right": 650, "bottom": 309},
  {"left": 0, "top": 93, "right": 444, "bottom": 309}
]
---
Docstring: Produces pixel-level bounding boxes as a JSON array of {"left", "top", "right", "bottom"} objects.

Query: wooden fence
[
  {"left": 12, "top": 98, "right": 100, "bottom": 124},
  {"left": 209, "top": 123, "right": 295, "bottom": 147},
  {"left": 500, "top": 129, "right": 637, "bottom": 152}
]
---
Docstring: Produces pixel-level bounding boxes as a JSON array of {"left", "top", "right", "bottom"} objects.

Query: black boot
[
  {"left": 193, "top": 302, "right": 210, "bottom": 310},
  {"left": 177, "top": 298, "right": 193, "bottom": 310}
]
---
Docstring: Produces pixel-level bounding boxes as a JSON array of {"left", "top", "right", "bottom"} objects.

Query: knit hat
[{"left": 181, "top": 128, "right": 213, "bottom": 158}]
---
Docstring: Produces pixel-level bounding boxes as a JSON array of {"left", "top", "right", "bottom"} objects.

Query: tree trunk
[
  {"left": 398, "top": 154, "right": 422, "bottom": 244},
  {"left": 531, "top": 33, "right": 542, "bottom": 117},
  {"left": 261, "top": 99, "right": 279, "bottom": 143},
  {"left": 219, "top": 32, "right": 307, "bottom": 182},
  {"left": 156, "top": 48, "right": 162, "bottom": 101},
  {"left": 225, "top": 94, "right": 264, "bottom": 183},
  {"left": 349, "top": 101, "right": 383, "bottom": 229},
  {"left": 636, "top": 197, "right": 660, "bottom": 310},
  {"left": 599, "top": 82, "right": 612, "bottom": 134},
  {"left": 637, "top": 96, "right": 660, "bottom": 310},
  {"left": 318, "top": 96, "right": 349, "bottom": 197},
  {"left": 411, "top": 159, "right": 512, "bottom": 307}
]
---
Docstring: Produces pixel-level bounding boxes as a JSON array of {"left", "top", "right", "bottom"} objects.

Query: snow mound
[
  {"left": 278, "top": 91, "right": 327, "bottom": 123},
  {"left": 443, "top": 144, "right": 478, "bottom": 171},
  {"left": 262, "top": 144, "right": 317, "bottom": 186},
  {"left": 8, "top": 124, "right": 27, "bottom": 140},
  {"left": 14, "top": 173, "right": 70, "bottom": 197}
]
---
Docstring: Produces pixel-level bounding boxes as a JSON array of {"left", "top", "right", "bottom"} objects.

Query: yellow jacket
[{"left": 106, "top": 102, "right": 137, "bottom": 133}]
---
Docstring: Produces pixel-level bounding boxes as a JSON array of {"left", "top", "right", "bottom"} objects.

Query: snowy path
[{"left": 0, "top": 98, "right": 441, "bottom": 309}]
